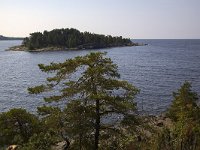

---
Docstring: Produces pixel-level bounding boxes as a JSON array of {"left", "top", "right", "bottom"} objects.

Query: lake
[{"left": 0, "top": 39, "right": 200, "bottom": 115}]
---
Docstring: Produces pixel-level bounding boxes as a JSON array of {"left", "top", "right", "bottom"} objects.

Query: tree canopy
[
  {"left": 151, "top": 82, "right": 200, "bottom": 150},
  {"left": 28, "top": 52, "right": 139, "bottom": 149},
  {"left": 22, "top": 28, "right": 134, "bottom": 50},
  {"left": 167, "top": 81, "right": 199, "bottom": 122},
  {"left": 0, "top": 108, "right": 40, "bottom": 146}
]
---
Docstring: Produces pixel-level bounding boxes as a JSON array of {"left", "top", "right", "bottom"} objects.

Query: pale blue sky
[{"left": 0, "top": 0, "right": 200, "bottom": 39}]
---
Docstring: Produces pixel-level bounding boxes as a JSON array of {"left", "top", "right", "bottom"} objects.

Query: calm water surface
[{"left": 0, "top": 40, "right": 200, "bottom": 114}]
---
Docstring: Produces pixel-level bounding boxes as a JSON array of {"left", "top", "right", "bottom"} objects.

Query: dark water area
[{"left": 0, "top": 39, "right": 200, "bottom": 115}]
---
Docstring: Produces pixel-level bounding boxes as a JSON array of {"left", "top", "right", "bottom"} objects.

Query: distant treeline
[
  {"left": 23, "top": 28, "right": 134, "bottom": 50},
  {"left": 0, "top": 35, "right": 23, "bottom": 40}
]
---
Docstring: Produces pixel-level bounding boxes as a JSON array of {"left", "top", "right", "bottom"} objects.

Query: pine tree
[
  {"left": 163, "top": 82, "right": 200, "bottom": 150},
  {"left": 28, "top": 52, "right": 139, "bottom": 149},
  {"left": 0, "top": 109, "right": 40, "bottom": 146},
  {"left": 167, "top": 81, "right": 199, "bottom": 122}
]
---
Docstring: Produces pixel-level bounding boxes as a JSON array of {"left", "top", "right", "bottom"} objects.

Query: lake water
[{"left": 0, "top": 40, "right": 200, "bottom": 115}]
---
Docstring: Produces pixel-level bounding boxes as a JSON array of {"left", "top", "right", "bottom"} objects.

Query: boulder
[{"left": 6, "top": 145, "right": 18, "bottom": 150}]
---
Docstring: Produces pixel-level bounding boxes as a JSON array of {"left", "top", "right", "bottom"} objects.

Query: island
[
  {"left": 0, "top": 35, "right": 23, "bottom": 40},
  {"left": 8, "top": 28, "right": 144, "bottom": 51}
]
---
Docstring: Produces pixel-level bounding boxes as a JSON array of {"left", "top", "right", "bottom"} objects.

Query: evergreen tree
[
  {"left": 151, "top": 82, "right": 200, "bottom": 150},
  {"left": 0, "top": 109, "right": 40, "bottom": 146},
  {"left": 167, "top": 82, "right": 200, "bottom": 150},
  {"left": 28, "top": 52, "right": 139, "bottom": 149},
  {"left": 167, "top": 81, "right": 199, "bottom": 122}
]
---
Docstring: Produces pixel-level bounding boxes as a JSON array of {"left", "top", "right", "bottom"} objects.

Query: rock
[
  {"left": 156, "top": 121, "right": 164, "bottom": 127},
  {"left": 51, "top": 141, "right": 69, "bottom": 150},
  {"left": 6, "top": 145, "right": 18, "bottom": 150}
]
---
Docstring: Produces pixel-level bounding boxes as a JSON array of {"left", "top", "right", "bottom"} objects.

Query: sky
[{"left": 0, "top": 0, "right": 200, "bottom": 39}]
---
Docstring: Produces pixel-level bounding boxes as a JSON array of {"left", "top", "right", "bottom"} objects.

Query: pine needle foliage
[{"left": 28, "top": 52, "right": 139, "bottom": 149}]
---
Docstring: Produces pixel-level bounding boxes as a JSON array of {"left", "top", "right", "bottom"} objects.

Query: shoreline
[{"left": 7, "top": 43, "right": 148, "bottom": 52}]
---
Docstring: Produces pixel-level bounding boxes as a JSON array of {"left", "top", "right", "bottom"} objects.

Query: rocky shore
[
  {"left": 7, "top": 45, "right": 67, "bottom": 52},
  {"left": 7, "top": 43, "right": 147, "bottom": 52}
]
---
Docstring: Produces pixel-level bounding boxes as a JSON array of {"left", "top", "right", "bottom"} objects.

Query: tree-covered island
[{"left": 8, "top": 28, "right": 142, "bottom": 51}]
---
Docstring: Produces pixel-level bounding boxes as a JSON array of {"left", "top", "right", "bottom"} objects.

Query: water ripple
[{"left": 0, "top": 40, "right": 200, "bottom": 115}]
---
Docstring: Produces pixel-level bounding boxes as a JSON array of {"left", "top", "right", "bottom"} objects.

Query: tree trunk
[
  {"left": 94, "top": 99, "right": 100, "bottom": 150},
  {"left": 79, "top": 133, "right": 82, "bottom": 150}
]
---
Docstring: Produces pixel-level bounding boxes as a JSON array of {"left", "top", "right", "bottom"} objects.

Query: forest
[
  {"left": 0, "top": 52, "right": 199, "bottom": 150},
  {"left": 22, "top": 28, "right": 134, "bottom": 50}
]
